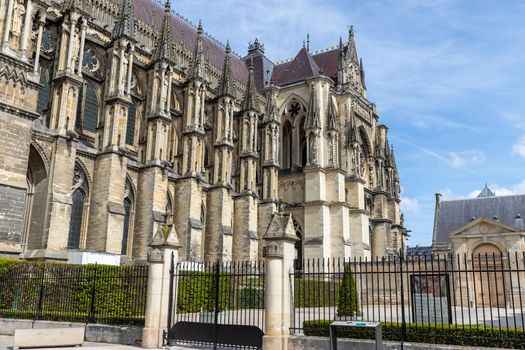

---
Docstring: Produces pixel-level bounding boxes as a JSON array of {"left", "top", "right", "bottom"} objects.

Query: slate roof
[
  {"left": 243, "top": 51, "right": 274, "bottom": 93},
  {"left": 433, "top": 194, "right": 525, "bottom": 243},
  {"left": 272, "top": 47, "right": 341, "bottom": 86},
  {"left": 112, "top": 0, "right": 248, "bottom": 83}
]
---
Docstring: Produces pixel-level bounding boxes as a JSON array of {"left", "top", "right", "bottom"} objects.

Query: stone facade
[{"left": 0, "top": 0, "right": 406, "bottom": 262}]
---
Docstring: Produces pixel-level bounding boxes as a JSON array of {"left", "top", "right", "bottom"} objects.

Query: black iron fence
[
  {"left": 0, "top": 262, "right": 148, "bottom": 326},
  {"left": 168, "top": 258, "right": 265, "bottom": 349},
  {"left": 291, "top": 253, "right": 525, "bottom": 349}
]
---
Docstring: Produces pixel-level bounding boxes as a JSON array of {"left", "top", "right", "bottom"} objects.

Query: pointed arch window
[
  {"left": 299, "top": 118, "right": 307, "bottom": 167},
  {"left": 122, "top": 178, "right": 135, "bottom": 256},
  {"left": 36, "top": 67, "right": 50, "bottom": 116},
  {"left": 67, "top": 164, "right": 89, "bottom": 249},
  {"left": 125, "top": 102, "right": 137, "bottom": 145},
  {"left": 83, "top": 82, "right": 99, "bottom": 132},
  {"left": 282, "top": 121, "right": 292, "bottom": 169}
]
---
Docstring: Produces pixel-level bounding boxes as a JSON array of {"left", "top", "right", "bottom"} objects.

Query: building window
[
  {"left": 125, "top": 103, "right": 136, "bottom": 145},
  {"left": 282, "top": 121, "right": 292, "bottom": 169},
  {"left": 36, "top": 68, "right": 50, "bottom": 116},
  {"left": 67, "top": 164, "right": 89, "bottom": 249},
  {"left": 82, "top": 82, "right": 99, "bottom": 132}
]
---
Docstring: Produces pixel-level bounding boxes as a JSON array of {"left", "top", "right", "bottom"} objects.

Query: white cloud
[
  {"left": 400, "top": 197, "right": 420, "bottom": 214},
  {"left": 443, "top": 179, "right": 525, "bottom": 200},
  {"left": 448, "top": 150, "right": 485, "bottom": 169},
  {"left": 439, "top": 188, "right": 459, "bottom": 200},
  {"left": 513, "top": 136, "right": 525, "bottom": 159}
]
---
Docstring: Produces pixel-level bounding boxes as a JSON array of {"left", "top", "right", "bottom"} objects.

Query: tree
[{"left": 337, "top": 263, "right": 360, "bottom": 317}]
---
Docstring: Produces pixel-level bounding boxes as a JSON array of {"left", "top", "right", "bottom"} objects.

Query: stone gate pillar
[
  {"left": 142, "top": 223, "right": 180, "bottom": 349},
  {"left": 262, "top": 212, "right": 299, "bottom": 350}
]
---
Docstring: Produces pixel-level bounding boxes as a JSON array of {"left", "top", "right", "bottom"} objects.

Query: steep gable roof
[
  {"left": 434, "top": 194, "right": 525, "bottom": 243},
  {"left": 272, "top": 47, "right": 322, "bottom": 86}
]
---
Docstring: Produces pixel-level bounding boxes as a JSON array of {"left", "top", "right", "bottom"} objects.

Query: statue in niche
[
  {"left": 70, "top": 26, "right": 80, "bottom": 72},
  {"left": 309, "top": 136, "right": 317, "bottom": 165},
  {"left": 271, "top": 128, "right": 277, "bottom": 160},
  {"left": 328, "top": 137, "right": 333, "bottom": 166},
  {"left": 10, "top": 0, "right": 25, "bottom": 50}
]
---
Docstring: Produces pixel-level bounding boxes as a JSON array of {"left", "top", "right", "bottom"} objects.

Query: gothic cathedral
[{"left": 0, "top": 0, "right": 406, "bottom": 262}]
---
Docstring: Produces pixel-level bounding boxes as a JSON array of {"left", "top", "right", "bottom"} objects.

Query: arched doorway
[
  {"left": 24, "top": 145, "right": 49, "bottom": 251},
  {"left": 473, "top": 243, "right": 505, "bottom": 307},
  {"left": 67, "top": 164, "right": 89, "bottom": 249}
]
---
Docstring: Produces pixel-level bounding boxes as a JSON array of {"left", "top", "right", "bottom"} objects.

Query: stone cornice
[{"left": 0, "top": 102, "right": 39, "bottom": 121}]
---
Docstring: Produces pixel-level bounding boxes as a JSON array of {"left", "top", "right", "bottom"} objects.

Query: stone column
[
  {"left": 65, "top": 17, "right": 77, "bottom": 72},
  {"left": 33, "top": 18, "right": 45, "bottom": 74},
  {"left": 20, "top": 0, "right": 32, "bottom": 60},
  {"left": 142, "top": 223, "right": 180, "bottom": 349},
  {"left": 262, "top": 212, "right": 299, "bottom": 350},
  {"left": 76, "top": 20, "right": 86, "bottom": 77},
  {"left": 1, "top": 0, "right": 14, "bottom": 50}
]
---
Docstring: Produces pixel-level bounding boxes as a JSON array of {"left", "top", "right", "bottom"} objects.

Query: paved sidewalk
[{"left": 0, "top": 336, "right": 216, "bottom": 350}]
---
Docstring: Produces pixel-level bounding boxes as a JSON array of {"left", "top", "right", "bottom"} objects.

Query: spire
[
  {"left": 390, "top": 144, "right": 398, "bottom": 169},
  {"left": 243, "top": 58, "right": 258, "bottom": 111},
  {"left": 306, "top": 33, "right": 310, "bottom": 52},
  {"left": 263, "top": 79, "right": 279, "bottom": 124},
  {"left": 248, "top": 38, "right": 265, "bottom": 54},
  {"left": 152, "top": 0, "right": 173, "bottom": 63},
  {"left": 305, "top": 86, "right": 320, "bottom": 130},
  {"left": 359, "top": 57, "right": 366, "bottom": 90},
  {"left": 327, "top": 97, "right": 338, "bottom": 131},
  {"left": 218, "top": 41, "right": 234, "bottom": 97},
  {"left": 112, "top": 0, "right": 135, "bottom": 41},
  {"left": 348, "top": 25, "right": 358, "bottom": 63},
  {"left": 189, "top": 20, "right": 207, "bottom": 80}
]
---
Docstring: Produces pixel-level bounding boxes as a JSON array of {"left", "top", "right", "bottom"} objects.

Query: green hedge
[
  {"left": 177, "top": 272, "right": 264, "bottom": 312},
  {"left": 294, "top": 278, "right": 339, "bottom": 307},
  {"left": 177, "top": 271, "right": 233, "bottom": 312},
  {"left": 0, "top": 259, "right": 147, "bottom": 325},
  {"left": 304, "top": 320, "right": 525, "bottom": 349}
]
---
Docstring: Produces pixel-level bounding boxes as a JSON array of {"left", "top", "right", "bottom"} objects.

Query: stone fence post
[
  {"left": 142, "top": 224, "right": 180, "bottom": 349},
  {"left": 262, "top": 212, "right": 299, "bottom": 350}
]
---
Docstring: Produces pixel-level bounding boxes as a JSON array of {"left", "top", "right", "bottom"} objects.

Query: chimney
[
  {"left": 435, "top": 193, "right": 442, "bottom": 207},
  {"left": 515, "top": 214, "right": 524, "bottom": 231}
]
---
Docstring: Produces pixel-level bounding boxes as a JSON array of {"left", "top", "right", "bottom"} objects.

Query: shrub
[
  {"left": 0, "top": 259, "right": 147, "bottom": 325},
  {"left": 176, "top": 270, "right": 232, "bottom": 313},
  {"left": 294, "top": 278, "right": 339, "bottom": 307},
  {"left": 240, "top": 287, "right": 264, "bottom": 309},
  {"left": 336, "top": 264, "right": 359, "bottom": 317},
  {"left": 303, "top": 320, "right": 525, "bottom": 349}
]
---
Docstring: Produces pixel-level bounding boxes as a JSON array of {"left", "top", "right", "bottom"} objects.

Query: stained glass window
[
  {"left": 36, "top": 68, "right": 50, "bottom": 116},
  {"left": 83, "top": 82, "right": 98, "bottom": 132},
  {"left": 41, "top": 28, "right": 53, "bottom": 54},
  {"left": 82, "top": 48, "right": 100, "bottom": 73},
  {"left": 125, "top": 103, "right": 136, "bottom": 145}
]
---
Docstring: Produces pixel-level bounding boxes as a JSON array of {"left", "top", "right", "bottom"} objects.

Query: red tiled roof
[
  {"left": 118, "top": 0, "right": 249, "bottom": 83},
  {"left": 272, "top": 47, "right": 323, "bottom": 86},
  {"left": 312, "top": 49, "right": 339, "bottom": 80}
]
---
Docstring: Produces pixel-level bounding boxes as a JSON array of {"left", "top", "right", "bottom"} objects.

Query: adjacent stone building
[
  {"left": 432, "top": 185, "right": 525, "bottom": 256},
  {"left": 0, "top": 0, "right": 405, "bottom": 263}
]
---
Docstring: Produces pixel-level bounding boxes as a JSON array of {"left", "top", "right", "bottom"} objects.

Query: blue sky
[{"left": 170, "top": 0, "right": 525, "bottom": 246}]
